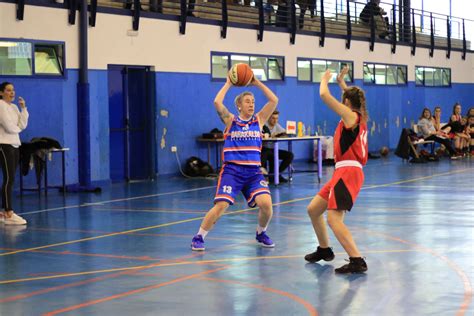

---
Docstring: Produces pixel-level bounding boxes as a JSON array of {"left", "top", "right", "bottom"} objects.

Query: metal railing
[{"left": 83, "top": 0, "right": 472, "bottom": 54}]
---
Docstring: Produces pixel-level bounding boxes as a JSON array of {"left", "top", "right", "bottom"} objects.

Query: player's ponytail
[{"left": 342, "top": 87, "right": 369, "bottom": 122}]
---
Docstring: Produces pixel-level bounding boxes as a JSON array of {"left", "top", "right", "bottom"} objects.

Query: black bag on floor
[{"left": 184, "top": 156, "right": 214, "bottom": 177}]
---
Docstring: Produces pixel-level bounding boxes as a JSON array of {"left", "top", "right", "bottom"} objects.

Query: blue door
[{"left": 108, "top": 65, "right": 156, "bottom": 182}]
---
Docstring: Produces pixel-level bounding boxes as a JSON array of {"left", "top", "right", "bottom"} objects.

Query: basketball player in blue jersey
[{"left": 191, "top": 74, "right": 279, "bottom": 251}]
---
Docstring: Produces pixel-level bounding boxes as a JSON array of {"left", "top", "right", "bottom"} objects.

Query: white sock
[
  {"left": 257, "top": 225, "right": 267, "bottom": 234},
  {"left": 197, "top": 227, "right": 209, "bottom": 239}
]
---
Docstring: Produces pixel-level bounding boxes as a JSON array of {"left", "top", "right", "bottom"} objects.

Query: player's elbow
[
  {"left": 271, "top": 96, "right": 279, "bottom": 106},
  {"left": 319, "top": 91, "right": 330, "bottom": 100}
]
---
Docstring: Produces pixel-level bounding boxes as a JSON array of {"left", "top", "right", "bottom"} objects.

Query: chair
[{"left": 412, "top": 124, "right": 435, "bottom": 154}]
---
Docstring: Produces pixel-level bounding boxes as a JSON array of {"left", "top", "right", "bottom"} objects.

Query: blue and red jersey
[{"left": 222, "top": 115, "right": 262, "bottom": 167}]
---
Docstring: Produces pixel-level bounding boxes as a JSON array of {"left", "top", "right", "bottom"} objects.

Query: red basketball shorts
[{"left": 317, "top": 166, "right": 364, "bottom": 211}]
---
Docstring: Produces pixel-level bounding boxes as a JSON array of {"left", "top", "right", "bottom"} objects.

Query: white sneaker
[{"left": 4, "top": 212, "right": 27, "bottom": 225}]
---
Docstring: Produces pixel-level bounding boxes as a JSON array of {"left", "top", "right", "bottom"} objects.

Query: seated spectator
[
  {"left": 466, "top": 107, "right": 474, "bottom": 117},
  {"left": 359, "top": 0, "right": 389, "bottom": 38},
  {"left": 447, "top": 103, "right": 467, "bottom": 155},
  {"left": 275, "top": 0, "right": 289, "bottom": 28},
  {"left": 432, "top": 106, "right": 443, "bottom": 131},
  {"left": 417, "top": 108, "right": 459, "bottom": 159},
  {"left": 261, "top": 110, "right": 294, "bottom": 183},
  {"left": 467, "top": 115, "right": 474, "bottom": 155}
]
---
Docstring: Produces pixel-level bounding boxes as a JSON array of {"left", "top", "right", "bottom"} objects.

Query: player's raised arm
[
  {"left": 254, "top": 78, "right": 279, "bottom": 128},
  {"left": 213, "top": 75, "right": 234, "bottom": 127},
  {"left": 336, "top": 66, "right": 350, "bottom": 92},
  {"left": 319, "top": 70, "right": 358, "bottom": 128}
]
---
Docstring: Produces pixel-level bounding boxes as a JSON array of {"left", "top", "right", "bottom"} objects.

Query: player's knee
[
  {"left": 307, "top": 203, "right": 323, "bottom": 218},
  {"left": 257, "top": 198, "right": 272, "bottom": 213},
  {"left": 214, "top": 201, "right": 229, "bottom": 215}
]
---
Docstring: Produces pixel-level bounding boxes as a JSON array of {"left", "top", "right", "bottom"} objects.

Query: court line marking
[
  {"left": 200, "top": 277, "right": 318, "bottom": 316},
  {"left": 0, "top": 240, "right": 257, "bottom": 304},
  {"left": 90, "top": 207, "right": 207, "bottom": 214},
  {"left": 391, "top": 184, "right": 474, "bottom": 190},
  {"left": 0, "top": 201, "right": 307, "bottom": 257},
  {"left": 42, "top": 266, "right": 231, "bottom": 316},
  {"left": 24, "top": 227, "right": 242, "bottom": 241},
  {"left": 354, "top": 227, "right": 473, "bottom": 316},
  {"left": 20, "top": 185, "right": 217, "bottom": 215},
  {"left": 2, "top": 168, "right": 471, "bottom": 258},
  {"left": 0, "top": 270, "right": 142, "bottom": 303},
  {"left": 4, "top": 168, "right": 473, "bottom": 313},
  {"left": 0, "top": 249, "right": 416, "bottom": 285},
  {"left": 20, "top": 167, "right": 471, "bottom": 217}
]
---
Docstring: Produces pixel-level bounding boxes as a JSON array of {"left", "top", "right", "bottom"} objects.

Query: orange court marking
[
  {"left": 0, "top": 250, "right": 416, "bottom": 285},
  {"left": 0, "top": 269, "right": 141, "bottom": 304},
  {"left": 42, "top": 266, "right": 230, "bottom": 316},
  {"left": 354, "top": 227, "right": 473, "bottom": 316},
  {"left": 0, "top": 240, "right": 255, "bottom": 303},
  {"left": 201, "top": 276, "right": 318, "bottom": 316},
  {"left": 5, "top": 168, "right": 470, "bottom": 258}
]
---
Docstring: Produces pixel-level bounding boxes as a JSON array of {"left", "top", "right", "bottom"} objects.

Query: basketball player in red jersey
[{"left": 304, "top": 67, "right": 369, "bottom": 273}]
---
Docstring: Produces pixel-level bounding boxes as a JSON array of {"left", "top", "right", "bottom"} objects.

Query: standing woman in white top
[{"left": 0, "top": 82, "right": 29, "bottom": 225}]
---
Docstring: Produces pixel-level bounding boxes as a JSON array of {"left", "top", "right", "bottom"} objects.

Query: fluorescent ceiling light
[
  {"left": 231, "top": 55, "right": 250, "bottom": 61},
  {"left": 0, "top": 42, "right": 18, "bottom": 47}
]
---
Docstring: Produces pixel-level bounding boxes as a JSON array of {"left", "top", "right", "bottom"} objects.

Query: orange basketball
[
  {"left": 380, "top": 146, "right": 389, "bottom": 157},
  {"left": 229, "top": 63, "right": 254, "bottom": 87}
]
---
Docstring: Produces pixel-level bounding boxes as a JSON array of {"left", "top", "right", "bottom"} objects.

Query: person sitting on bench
[{"left": 261, "top": 110, "right": 294, "bottom": 183}]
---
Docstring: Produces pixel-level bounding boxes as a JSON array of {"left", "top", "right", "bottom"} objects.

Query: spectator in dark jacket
[{"left": 359, "top": 0, "right": 389, "bottom": 38}]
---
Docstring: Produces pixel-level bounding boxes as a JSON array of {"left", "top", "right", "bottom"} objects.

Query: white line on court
[
  {"left": 20, "top": 186, "right": 216, "bottom": 216},
  {"left": 20, "top": 166, "right": 472, "bottom": 216}
]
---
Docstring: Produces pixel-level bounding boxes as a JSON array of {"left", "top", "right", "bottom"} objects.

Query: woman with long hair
[
  {"left": 0, "top": 82, "right": 29, "bottom": 225},
  {"left": 304, "top": 67, "right": 369, "bottom": 273}
]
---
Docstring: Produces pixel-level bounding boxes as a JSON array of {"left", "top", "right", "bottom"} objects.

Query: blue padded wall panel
[
  {"left": 2, "top": 71, "right": 473, "bottom": 182},
  {"left": 89, "top": 70, "right": 110, "bottom": 182}
]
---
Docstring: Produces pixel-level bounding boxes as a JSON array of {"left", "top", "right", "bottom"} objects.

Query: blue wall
[
  {"left": 1, "top": 73, "right": 78, "bottom": 188},
  {"left": 154, "top": 74, "right": 474, "bottom": 175},
  {"left": 3, "top": 71, "right": 473, "bottom": 187}
]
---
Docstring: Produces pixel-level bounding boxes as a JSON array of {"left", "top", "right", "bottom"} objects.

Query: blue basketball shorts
[{"left": 214, "top": 163, "right": 271, "bottom": 208}]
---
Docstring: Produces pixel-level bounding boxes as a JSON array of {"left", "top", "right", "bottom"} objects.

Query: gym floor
[{"left": 1, "top": 157, "right": 473, "bottom": 315}]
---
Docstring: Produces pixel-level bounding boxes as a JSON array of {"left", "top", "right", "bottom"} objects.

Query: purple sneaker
[
  {"left": 191, "top": 235, "right": 205, "bottom": 251},
  {"left": 256, "top": 231, "right": 275, "bottom": 248}
]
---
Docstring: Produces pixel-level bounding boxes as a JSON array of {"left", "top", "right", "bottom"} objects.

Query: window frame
[
  {"left": 415, "top": 66, "right": 451, "bottom": 87},
  {"left": 297, "top": 58, "right": 354, "bottom": 84},
  {"left": 0, "top": 38, "right": 66, "bottom": 79},
  {"left": 363, "top": 62, "right": 408, "bottom": 86},
  {"left": 210, "top": 51, "right": 285, "bottom": 82}
]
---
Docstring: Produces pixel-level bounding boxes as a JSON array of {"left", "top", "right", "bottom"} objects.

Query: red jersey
[{"left": 333, "top": 114, "right": 368, "bottom": 166}]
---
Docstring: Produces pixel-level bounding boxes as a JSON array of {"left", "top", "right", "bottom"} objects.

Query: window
[
  {"left": 297, "top": 58, "right": 353, "bottom": 83},
  {"left": 0, "top": 40, "right": 64, "bottom": 77},
  {"left": 415, "top": 66, "right": 451, "bottom": 87},
  {"left": 211, "top": 52, "right": 284, "bottom": 82},
  {"left": 34, "top": 43, "right": 64, "bottom": 75},
  {"left": 363, "top": 63, "right": 407, "bottom": 85},
  {"left": 211, "top": 54, "right": 228, "bottom": 79},
  {"left": 0, "top": 41, "right": 32, "bottom": 76}
]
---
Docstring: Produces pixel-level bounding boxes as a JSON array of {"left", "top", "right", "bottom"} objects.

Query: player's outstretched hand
[
  {"left": 322, "top": 69, "right": 332, "bottom": 83},
  {"left": 337, "top": 66, "right": 349, "bottom": 83}
]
